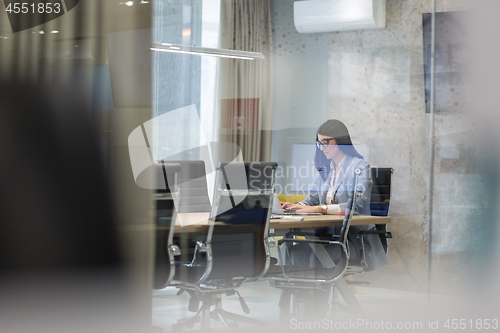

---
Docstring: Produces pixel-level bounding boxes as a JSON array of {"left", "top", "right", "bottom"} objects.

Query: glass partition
[
  {"left": 2, "top": 0, "right": 500, "bottom": 331},
  {"left": 150, "top": 0, "right": 497, "bottom": 329}
]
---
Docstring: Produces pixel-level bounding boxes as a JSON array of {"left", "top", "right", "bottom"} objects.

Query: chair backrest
[
  {"left": 326, "top": 168, "right": 362, "bottom": 277},
  {"left": 370, "top": 167, "right": 393, "bottom": 217},
  {"left": 370, "top": 167, "right": 393, "bottom": 253},
  {"left": 153, "top": 162, "right": 180, "bottom": 289},
  {"left": 203, "top": 162, "right": 278, "bottom": 282},
  {"left": 175, "top": 160, "right": 212, "bottom": 213}
]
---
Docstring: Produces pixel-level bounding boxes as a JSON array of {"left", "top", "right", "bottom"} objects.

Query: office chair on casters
[
  {"left": 148, "top": 162, "right": 181, "bottom": 290},
  {"left": 323, "top": 167, "right": 394, "bottom": 316},
  {"left": 265, "top": 169, "right": 363, "bottom": 321},
  {"left": 171, "top": 162, "right": 278, "bottom": 331}
]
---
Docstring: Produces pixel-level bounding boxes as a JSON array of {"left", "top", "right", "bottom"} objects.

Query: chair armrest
[
  {"left": 277, "top": 238, "right": 344, "bottom": 247},
  {"left": 284, "top": 231, "right": 341, "bottom": 239},
  {"left": 357, "top": 230, "right": 393, "bottom": 238},
  {"left": 355, "top": 228, "right": 393, "bottom": 268},
  {"left": 270, "top": 238, "right": 349, "bottom": 283}
]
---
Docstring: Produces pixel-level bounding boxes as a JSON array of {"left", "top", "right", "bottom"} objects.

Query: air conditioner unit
[{"left": 294, "top": 0, "right": 386, "bottom": 33}]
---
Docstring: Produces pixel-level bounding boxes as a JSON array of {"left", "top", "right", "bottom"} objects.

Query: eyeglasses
[{"left": 316, "top": 138, "right": 335, "bottom": 149}]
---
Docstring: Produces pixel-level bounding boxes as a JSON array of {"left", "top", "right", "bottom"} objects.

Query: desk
[
  {"left": 175, "top": 213, "right": 390, "bottom": 232},
  {"left": 270, "top": 214, "right": 390, "bottom": 230},
  {"left": 175, "top": 212, "right": 391, "bottom": 233}
]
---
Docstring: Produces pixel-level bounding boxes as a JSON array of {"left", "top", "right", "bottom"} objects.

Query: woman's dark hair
[{"left": 314, "top": 119, "right": 363, "bottom": 177}]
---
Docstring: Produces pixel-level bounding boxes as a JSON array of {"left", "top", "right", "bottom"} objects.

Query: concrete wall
[{"left": 326, "top": 0, "right": 477, "bottom": 293}]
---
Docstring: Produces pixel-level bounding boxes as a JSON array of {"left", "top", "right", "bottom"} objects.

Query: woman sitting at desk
[{"left": 281, "top": 119, "right": 386, "bottom": 271}]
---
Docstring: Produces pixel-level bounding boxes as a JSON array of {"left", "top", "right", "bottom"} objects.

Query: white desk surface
[{"left": 174, "top": 212, "right": 390, "bottom": 232}]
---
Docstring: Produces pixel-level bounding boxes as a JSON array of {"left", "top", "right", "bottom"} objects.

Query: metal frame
[
  {"left": 268, "top": 169, "right": 360, "bottom": 284},
  {"left": 153, "top": 162, "right": 181, "bottom": 289},
  {"left": 265, "top": 170, "right": 370, "bottom": 319},
  {"left": 170, "top": 162, "right": 277, "bottom": 330}
]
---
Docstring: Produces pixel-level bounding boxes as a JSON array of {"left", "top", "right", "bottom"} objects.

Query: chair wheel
[{"left": 330, "top": 301, "right": 340, "bottom": 312}]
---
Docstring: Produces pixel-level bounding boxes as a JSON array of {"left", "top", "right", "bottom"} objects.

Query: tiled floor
[{"left": 152, "top": 279, "right": 464, "bottom": 332}]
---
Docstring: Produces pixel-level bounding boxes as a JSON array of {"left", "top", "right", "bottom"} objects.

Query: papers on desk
[
  {"left": 176, "top": 212, "right": 210, "bottom": 227},
  {"left": 271, "top": 215, "right": 304, "bottom": 221}
]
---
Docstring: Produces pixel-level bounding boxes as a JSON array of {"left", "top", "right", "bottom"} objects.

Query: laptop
[{"left": 271, "top": 193, "right": 322, "bottom": 216}]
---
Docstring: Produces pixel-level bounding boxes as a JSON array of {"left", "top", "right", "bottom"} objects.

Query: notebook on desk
[{"left": 271, "top": 193, "right": 321, "bottom": 216}]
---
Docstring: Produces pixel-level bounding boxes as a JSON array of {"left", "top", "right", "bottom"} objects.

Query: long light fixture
[{"left": 150, "top": 42, "right": 265, "bottom": 60}]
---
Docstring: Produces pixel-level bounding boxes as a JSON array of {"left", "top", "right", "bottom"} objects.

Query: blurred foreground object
[{"left": 0, "top": 80, "right": 140, "bottom": 333}]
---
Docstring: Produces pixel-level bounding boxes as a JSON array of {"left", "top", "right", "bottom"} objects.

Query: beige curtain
[{"left": 216, "top": 0, "right": 273, "bottom": 162}]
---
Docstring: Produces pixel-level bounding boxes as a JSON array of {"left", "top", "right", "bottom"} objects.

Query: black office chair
[
  {"left": 301, "top": 167, "right": 394, "bottom": 316},
  {"left": 149, "top": 162, "right": 181, "bottom": 290},
  {"left": 265, "top": 169, "right": 363, "bottom": 320},
  {"left": 170, "top": 162, "right": 278, "bottom": 331},
  {"left": 266, "top": 167, "right": 394, "bottom": 319},
  {"left": 367, "top": 167, "right": 394, "bottom": 252},
  {"left": 347, "top": 167, "right": 394, "bottom": 274},
  {"left": 156, "top": 160, "right": 212, "bottom": 269}
]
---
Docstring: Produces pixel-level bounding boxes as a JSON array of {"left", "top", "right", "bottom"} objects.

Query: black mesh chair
[
  {"left": 176, "top": 160, "right": 212, "bottom": 213},
  {"left": 151, "top": 162, "right": 181, "bottom": 290},
  {"left": 348, "top": 167, "right": 394, "bottom": 273},
  {"left": 266, "top": 167, "right": 395, "bottom": 318},
  {"left": 265, "top": 169, "right": 363, "bottom": 319},
  {"left": 159, "top": 160, "right": 212, "bottom": 270},
  {"left": 171, "top": 162, "right": 278, "bottom": 331}
]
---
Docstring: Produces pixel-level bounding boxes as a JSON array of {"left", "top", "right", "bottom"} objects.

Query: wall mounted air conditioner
[{"left": 294, "top": 0, "right": 386, "bottom": 33}]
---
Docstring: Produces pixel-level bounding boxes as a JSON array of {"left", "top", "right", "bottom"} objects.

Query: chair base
[
  {"left": 272, "top": 278, "right": 366, "bottom": 321},
  {"left": 276, "top": 283, "right": 331, "bottom": 322},
  {"left": 172, "top": 294, "right": 269, "bottom": 331}
]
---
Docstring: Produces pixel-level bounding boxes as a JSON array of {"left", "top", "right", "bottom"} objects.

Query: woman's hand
[
  {"left": 282, "top": 203, "right": 302, "bottom": 210},
  {"left": 294, "top": 205, "right": 323, "bottom": 214},
  {"left": 281, "top": 202, "right": 323, "bottom": 214}
]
